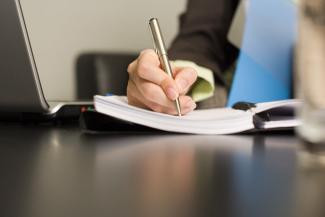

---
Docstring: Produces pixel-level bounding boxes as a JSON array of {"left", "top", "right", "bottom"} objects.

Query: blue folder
[{"left": 227, "top": 0, "right": 297, "bottom": 107}]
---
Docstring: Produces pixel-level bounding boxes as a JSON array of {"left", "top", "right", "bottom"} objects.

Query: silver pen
[{"left": 149, "top": 18, "right": 182, "bottom": 116}]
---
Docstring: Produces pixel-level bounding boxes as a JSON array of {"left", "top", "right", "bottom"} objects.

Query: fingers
[
  {"left": 153, "top": 96, "right": 197, "bottom": 115},
  {"left": 173, "top": 67, "right": 198, "bottom": 95},
  {"left": 127, "top": 80, "right": 148, "bottom": 109},
  {"left": 139, "top": 80, "right": 176, "bottom": 106},
  {"left": 127, "top": 80, "right": 196, "bottom": 115},
  {"left": 128, "top": 49, "right": 163, "bottom": 83},
  {"left": 126, "top": 49, "right": 198, "bottom": 115},
  {"left": 128, "top": 49, "right": 179, "bottom": 100}
]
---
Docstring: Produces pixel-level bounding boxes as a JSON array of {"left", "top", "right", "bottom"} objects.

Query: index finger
[
  {"left": 133, "top": 50, "right": 180, "bottom": 100},
  {"left": 136, "top": 50, "right": 169, "bottom": 85}
]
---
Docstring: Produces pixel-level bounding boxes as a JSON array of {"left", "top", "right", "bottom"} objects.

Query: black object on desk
[{"left": 80, "top": 110, "right": 159, "bottom": 133}]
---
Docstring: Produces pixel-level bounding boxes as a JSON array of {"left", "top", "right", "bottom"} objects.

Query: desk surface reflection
[{"left": 0, "top": 124, "right": 325, "bottom": 217}]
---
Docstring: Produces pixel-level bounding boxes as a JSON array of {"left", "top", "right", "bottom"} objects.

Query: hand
[{"left": 127, "top": 49, "right": 198, "bottom": 115}]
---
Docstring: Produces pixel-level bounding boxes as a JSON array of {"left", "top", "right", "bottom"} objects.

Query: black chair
[{"left": 75, "top": 52, "right": 137, "bottom": 100}]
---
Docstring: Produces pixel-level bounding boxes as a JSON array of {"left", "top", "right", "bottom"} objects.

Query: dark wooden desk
[{"left": 0, "top": 124, "right": 324, "bottom": 217}]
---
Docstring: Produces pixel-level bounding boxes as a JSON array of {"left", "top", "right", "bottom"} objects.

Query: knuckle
[
  {"left": 139, "top": 49, "right": 159, "bottom": 64},
  {"left": 137, "top": 63, "right": 150, "bottom": 78},
  {"left": 139, "top": 49, "right": 149, "bottom": 56},
  {"left": 127, "top": 62, "right": 133, "bottom": 72},
  {"left": 127, "top": 61, "right": 136, "bottom": 76},
  {"left": 140, "top": 49, "right": 155, "bottom": 57}
]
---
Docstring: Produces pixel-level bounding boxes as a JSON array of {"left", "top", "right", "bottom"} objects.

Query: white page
[
  {"left": 94, "top": 96, "right": 254, "bottom": 134},
  {"left": 253, "top": 99, "right": 302, "bottom": 113},
  {"left": 252, "top": 99, "right": 301, "bottom": 129}
]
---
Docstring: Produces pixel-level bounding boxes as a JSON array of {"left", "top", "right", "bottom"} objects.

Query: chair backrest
[{"left": 75, "top": 53, "right": 137, "bottom": 100}]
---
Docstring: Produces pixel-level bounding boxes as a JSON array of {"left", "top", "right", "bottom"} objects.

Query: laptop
[{"left": 0, "top": 0, "right": 92, "bottom": 121}]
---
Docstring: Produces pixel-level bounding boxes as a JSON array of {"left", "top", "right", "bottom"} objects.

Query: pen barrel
[
  {"left": 149, "top": 18, "right": 168, "bottom": 55},
  {"left": 149, "top": 18, "right": 182, "bottom": 116},
  {"left": 159, "top": 54, "right": 174, "bottom": 78}
]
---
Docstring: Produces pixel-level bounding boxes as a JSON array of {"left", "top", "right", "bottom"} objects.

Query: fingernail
[
  {"left": 191, "top": 102, "right": 197, "bottom": 110},
  {"left": 185, "top": 101, "right": 196, "bottom": 110},
  {"left": 166, "top": 87, "right": 178, "bottom": 100},
  {"left": 176, "top": 79, "right": 188, "bottom": 91}
]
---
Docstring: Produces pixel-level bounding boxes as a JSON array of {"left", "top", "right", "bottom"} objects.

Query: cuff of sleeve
[{"left": 171, "top": 60, "right": 215, "bottom": 102}]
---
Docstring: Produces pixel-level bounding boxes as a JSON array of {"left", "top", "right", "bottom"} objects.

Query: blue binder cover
[{"left": 227, "top": 0, "right": 297, "bottom": 107}]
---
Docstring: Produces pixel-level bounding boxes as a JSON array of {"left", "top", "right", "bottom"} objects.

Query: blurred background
[{"left": 20, "top": 0, "right": 186, "bottom": 101}]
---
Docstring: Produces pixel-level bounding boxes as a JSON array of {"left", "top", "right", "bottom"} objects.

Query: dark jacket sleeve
[{"left": 168, "top": 0, "right": 239, "bottom": 85}]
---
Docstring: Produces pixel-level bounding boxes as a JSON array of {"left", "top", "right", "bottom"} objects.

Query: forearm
[{"left": 168, "top": 0, "right": 240, "bottom": 86}]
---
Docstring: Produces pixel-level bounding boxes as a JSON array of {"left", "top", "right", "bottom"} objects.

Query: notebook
[{"left": 93, "top": 95, "right": 301, "bottom": 135}]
